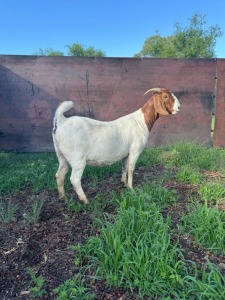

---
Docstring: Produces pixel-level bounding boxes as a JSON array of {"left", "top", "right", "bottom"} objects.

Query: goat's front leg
[
  {"left": 127, "top": 154, "right": 139, "bottom": 189},
  {"left": 70, "top": 165, "right": 89, "bottom": 204}
]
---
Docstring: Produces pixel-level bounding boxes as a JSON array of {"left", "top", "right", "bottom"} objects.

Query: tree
[
  {"left": 67, "top": 42, "right": 106, "bottom": 57},
  {"left": 135, "top": 13, "right": 223, "bottom": 58},
  {"left": 35, "top": 43, "right": 106, "bottom": 57},
  {"left": 35, "top": 47, "right": 64, "bottom": 56}
]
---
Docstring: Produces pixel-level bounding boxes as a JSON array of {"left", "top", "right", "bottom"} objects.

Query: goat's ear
[{"left": 153, "top": 94, "right": 169, "bottom": 115}]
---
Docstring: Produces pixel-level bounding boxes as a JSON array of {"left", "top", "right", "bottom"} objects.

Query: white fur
[{"left": 172, "top": 93, "right": 180, "bottom": 114}]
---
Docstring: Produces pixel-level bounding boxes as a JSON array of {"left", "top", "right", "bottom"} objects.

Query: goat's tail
[{"left": 53, "top": 101, "right": 74, "bottom": 132}]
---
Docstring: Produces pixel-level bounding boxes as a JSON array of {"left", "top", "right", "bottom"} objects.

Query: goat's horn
[{"left": 144, "top": 88, "right": 162, "bottom": 96}]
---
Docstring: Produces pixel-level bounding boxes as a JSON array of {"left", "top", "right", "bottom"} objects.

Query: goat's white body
[{"left": 54, "top": 109, "right": 149, "bottom": 166}]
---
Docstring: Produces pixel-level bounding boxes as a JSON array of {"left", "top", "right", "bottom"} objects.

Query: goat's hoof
[{"left": 78, "top": 197, "right": 89, "bottom": 205}]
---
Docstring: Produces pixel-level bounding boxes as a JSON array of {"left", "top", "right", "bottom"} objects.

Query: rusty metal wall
[
  {"left": 0, "top": 55, "right": 218, "bottom": 152},
  {"left": 214, "top": 59, "right": 225, "bottom": 147}
]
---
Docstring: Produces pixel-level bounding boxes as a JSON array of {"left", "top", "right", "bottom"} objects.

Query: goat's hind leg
[
  {"left": 70, "top": 164, "right": 89, "bottom": 204},
  {"left": 56, "top": 155, "right": 69, "bottom": 202}
]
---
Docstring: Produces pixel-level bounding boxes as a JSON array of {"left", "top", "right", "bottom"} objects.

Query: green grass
[
  {"left": 159, "top": 140, "right": 225, "bottom": 171},
  {"left": 199, "top": 181, "right": 225, "bottom": 206},
  {"left": 183, "top": 259, "right": 225, "bottom": 300},
  {"left": 83, "top": 188, "right": 185, "bottom": 298},
  {"left": 0, "top": 200, "right": 18, "bottom": 222},
  {"left": 0, "top": 152, "right": 58, "bottom": 194},
  {"left": 181, "top": 202, "right": 225, "bottom": 254},
  {"left": 23, "top": 199, "right": 44, "bottom": 224},
  {"left": 77, "top": 185, "right": 225, "bottom": 299},
  {"left": 27, "top": 267, "right": 46, "bottom": 298},
  {"left": 176, "top": 165, "right": 203, "bottom": 184},
  {"left": 1, "top": 141, "right": 225, "bottom": 299}
]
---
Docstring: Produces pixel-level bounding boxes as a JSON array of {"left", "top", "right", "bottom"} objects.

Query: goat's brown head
[{"left": 144, "top": 88, "right": 180, "bottom": 115}]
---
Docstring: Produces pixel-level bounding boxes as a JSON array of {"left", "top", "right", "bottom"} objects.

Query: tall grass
[
  {"left": 184, "top": 259, "right": 225, "bottom": 300},
  {"left": 181, "top": 202, "right": 225, "bottom": 254},
  {"left": 83, "top": 188, "right": 186, "bottom": 298}
]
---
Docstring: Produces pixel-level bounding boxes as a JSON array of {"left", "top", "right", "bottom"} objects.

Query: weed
[
  {"left": 23, "top": 200, "right": 44, "bottom": 224},
  {"left": 0, "top": 200, "right": 18, "bottom": 222},
  {"left": 53, "top": 274, "right": 95, "bottom": 300},
  {"left": 27, "top": 268, "right": 46, "bottom": 298}
]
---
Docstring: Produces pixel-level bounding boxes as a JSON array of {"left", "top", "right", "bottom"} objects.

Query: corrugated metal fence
[{"left": 0, "top": 55, "right": 224, "bottom": 152}]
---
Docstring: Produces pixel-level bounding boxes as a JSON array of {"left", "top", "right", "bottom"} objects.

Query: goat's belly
[
  {"left": 86, "top": 159, "right": 117, "bottom": 166},
  {"left": 86, "top": 151, "right": 127, "bottom": 166}
]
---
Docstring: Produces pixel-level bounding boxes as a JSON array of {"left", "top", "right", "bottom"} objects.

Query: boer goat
[{"left": 53, "top": 88, "right": 180, "bottom": 203}]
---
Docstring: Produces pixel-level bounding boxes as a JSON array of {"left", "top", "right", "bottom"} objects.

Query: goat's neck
[{"left": 141, "top": 101, "right": 159, "bottom": 132}]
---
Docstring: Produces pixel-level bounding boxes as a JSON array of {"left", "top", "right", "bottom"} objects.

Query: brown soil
[{"left": 0, "top": 166, "right": 225, "bottom": 300}]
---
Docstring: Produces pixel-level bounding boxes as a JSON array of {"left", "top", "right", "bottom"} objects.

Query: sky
[{"left": 0, "top": 0, "right": 224, "bottom": 58}]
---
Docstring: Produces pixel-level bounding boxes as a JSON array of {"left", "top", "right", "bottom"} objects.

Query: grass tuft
[
  {"left": 181, "top": 203, "right": 225, "bottom": 254},
  {"left": 0, "top": 200, "right": 18, "bottom": 222}
]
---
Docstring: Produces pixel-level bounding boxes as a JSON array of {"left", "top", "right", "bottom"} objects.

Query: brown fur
[{"left": 141, "top": 89, "right": 175, "bottom": 132}]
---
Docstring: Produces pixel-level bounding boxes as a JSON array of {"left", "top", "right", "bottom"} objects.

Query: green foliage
[
  {"left": 135, "top": 33, "right": 177, "bottom": 58},
  {"left": 53, "top": 274, "right": 95, "bottom": 300},
  {"left": 135, "top": 13, "right": 223, "bottom": 58},
  {"left": 35, "top": 47, "right": 64, "bottom": 56},
  {"left": 27, "top": 268, "right": 46, "bottom": 298},
  {"left": 67, "top": 42, "right": 106, "bottom": 57},
  {"left": 34, "top": 42, "right": 106, "bottom": 57}
]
